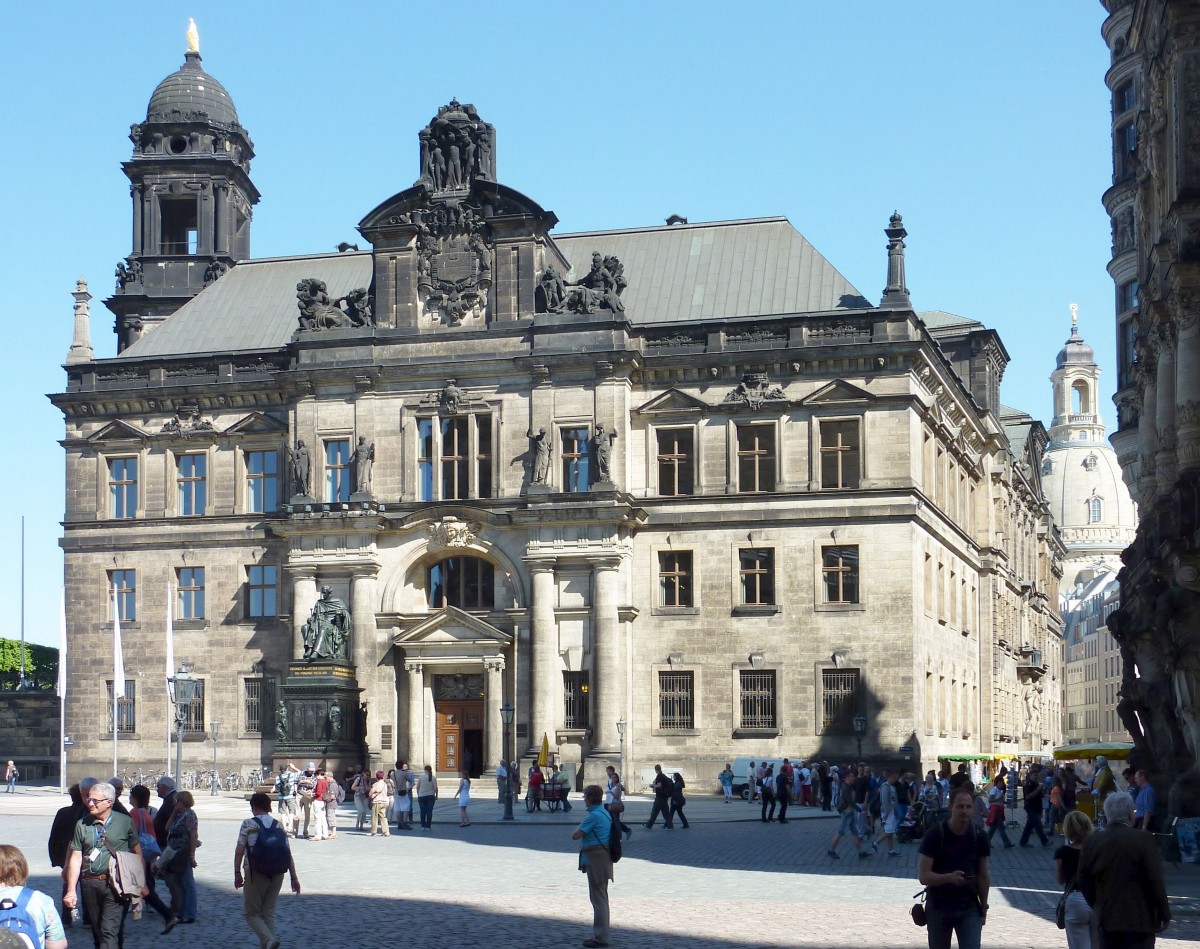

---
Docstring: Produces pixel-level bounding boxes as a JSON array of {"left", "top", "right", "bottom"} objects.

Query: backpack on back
[
  {"left": 247, "top": 816, "right": 291, "bottom": 877},
  {"left": 607, "top": 814, "right": 622, "bottom": 864},
  {"left": 0, "top": 887, "right": 40, "bottom": 948}
]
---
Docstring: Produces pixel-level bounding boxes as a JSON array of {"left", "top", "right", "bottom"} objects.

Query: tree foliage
[{"left": 0, "top": 638, "right": 59, "bottom": 690}]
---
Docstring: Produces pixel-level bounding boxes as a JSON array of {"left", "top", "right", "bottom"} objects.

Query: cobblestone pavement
[{"left": 3, "top": 787, "right": 1196, "bottom": 948}]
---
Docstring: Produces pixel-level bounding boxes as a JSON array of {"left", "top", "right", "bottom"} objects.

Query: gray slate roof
[
  {"left": 117, "top": 217, "right": 868, "bottom": 360},
  {"left": 917, "top": 310, "right": 984, "bottom": 333}
]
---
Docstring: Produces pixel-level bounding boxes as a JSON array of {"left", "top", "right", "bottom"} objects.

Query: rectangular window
[
  {"left": 822, "top": 545, "right": 860, "bottom": 604},
  {"left": 563, "top": 672, "right": 590, "bottom": 729},
  {"left": 177, "top": 453, "right": 207, "bottom": 516},
  {"left": 324, "top": 439, "right": 351, "bottom": 502},
  {"left": 441, "top": 417, "right": 469, "bottom": 500},
  {"left": 245, "top": 450, "right": 279, "bottom": 513},
  {"left": 562, "top": 427, "right": 591, "bottom": 492},
  {"left": 1116, "top": 122, "right": 1136, "bottom": 179},
  {"left": 1115, "top": 80, "right": 1135, "bottom": 114},
  {"left": 243, "top": 677, "right": 273, "bottom": 735},
  {"left": 739, "top": 670, "right": 776, "bottom": 729},
  {"left": 109, "top": 569, "right": 136, "bottom": 622},
  {"left": 658, "top": 551, "right": 693, "bottom": 608},
  {"left": 658, "top": 671, "right": 694, "bottom": 730},
  {"left": 1118, "top": 280, "right": 1140, "bottom": 314},
  {"left": 739, "top": 549, "right": 775, "bottom": 606},
  {"left": 821, "top": 668, "right": 860, "bottom": 731},
  {"left": 177, "top": 567, "right": 205, "bottom": 619},
  {"left": 736, "top": 424, "right": 775, "bottom": 493},
  {"left": 418, "top": 419, "right": 434, "bottom": 501},
  {"left": 108, "top": 457, "right": 138, "bottom": 519},
  {"left": 477, "top": 416, "right": 493, "bottom": 499},
  {"left": 656, "top": 429, "right": 694, "bottom": 496},
  {"left": 247, "top": 564, "right": 278, "bottom": 618},
  {"left": 819, "top": 420, "right": 861, "bottom": 489},
  {"left": 106, "top": 680, "right": 136, "bottom": 734},
  {"left": 183, "top": 680, "right": 206, "bottom": 734}
]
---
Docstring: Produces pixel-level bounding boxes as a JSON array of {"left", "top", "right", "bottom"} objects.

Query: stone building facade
[
  {"left": 1100, "top": 0, "right": 1200, "bottom": 815},
  {"left": 52, "top": 37, "right": 1063, "bottom": 786}
]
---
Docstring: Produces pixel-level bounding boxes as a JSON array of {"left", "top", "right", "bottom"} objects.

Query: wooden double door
[{"left": 436, "top": 700, "right": 484, "bottom": 777}]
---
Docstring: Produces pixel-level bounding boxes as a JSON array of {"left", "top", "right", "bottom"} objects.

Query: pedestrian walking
[
  {"left": 873, "top": 770, "right": 901, "bottom": 855},
  {"left": 605, "top": 767, "right": 632, "bottom": 841},
  {"left": 985, "top": 775, "right": 1015, "bottom": 849},
  {"left": 1133, "top": 770, "right": 1157, "bottom": 831},
  {"left": 718, "top": 763, "right": 734, "bottom": 803},
  {"left": 456, "top": 770, "right": 472, "bottom": 827},
  {"left": 368, "top": 771, "right": 391, "bottom": 837},
  {"left": 760, "top": 765, "right": 777, "bottom": 822},
  {"left": 495, "top": 758, "right": 508, "bottom": 802},
  {"left": 820, "top": 762, "right": 834, "bottom": 811},
  {"left": 273, "top": 764, "right": 299, "bottom": 837},
  {"left": 4, "top": 761, "right": 18, "bottom": 794},
  {"left": 643, "top": 764, "right": 674, "bottom": 830},
  {"left": 1056, "top": 810, "right": 1099, "bottom": 949},
  {"left": 310, "top": 769, "right": 330, "bottom": 841},
  {"left": 416, "top": 765, "right": 438, "bottom": 830},
  {"left": 917, "top": 786, "right": 991, "bottom": 949},
  {"left": 160, "top": 789, "right": 200, "bottom": 928},
  {"left": 1020, "top": 764, "right": 1050, "bottom": 847},
  {"left": 128, "top": 783, "right": 172, "bottom": 925},
  {"left": 295, "top": 764, "right": 317, "bottom": 839},
  {"left": 47, "top": 781, "right": 88, "bottom": 928},
  {"left": 827, "top": 770, "right": 864, "bottom": 859},
  {"left": 351, "top": 766, "right": 370, "bottom": 831},
  {"left": 63, "top": 781, "right": 144, "bottom": 949},
  {"left": 234, "top": 792, "right": 300, "bottom": 949},
  {"left": 0, "top": 844, "right": 68, "bottom": 949},
  {"left": 572, "top": 784, "right": 614, "bottom": 948},
  {"left": 751, "top": 761, "right": 764, "bottom": 802},
  {"left": 775, "top": 766, "right": 791, "bottom": 823},
  {"left": 668, "top": 772, "right": 690, "bottom": 829},
  {"left": 1078, "top": 791, "right": 1170, "bottom": 948},
  {"left": 394, "top": 762, "right": 414, "bottom": 830},
  {"left": 323, "top": 769, "right": 343, "bottom": 838}
]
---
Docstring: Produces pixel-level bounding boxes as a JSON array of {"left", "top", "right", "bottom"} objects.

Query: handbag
[
  {"left": 1055, "top": 886, "right": 1070, "bottom": 929},
  {"left": 911, "top": 888, "right": 927, "bottom": 926}
]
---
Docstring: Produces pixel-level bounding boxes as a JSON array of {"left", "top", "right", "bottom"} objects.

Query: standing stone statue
[
  {"left": 301, "top": 585, "right": 352, "bottom": 662},
  {"left": 351, "top": 436, "right": 375, "bottom": 495},
  {"left": 289, "top": 440, "right": 311, "bottom": 498},
  {"left": 328, "top": 699, "right": 343, "bottom": 739},
  {"left": 275, "top": 701, "right": 288, "bottom": 741},
  {"left": 594, "top": 424, "right": 617, "bottom": 483},
  {"left": 528, "top": 428, "right": 551, "bottom": 484}
]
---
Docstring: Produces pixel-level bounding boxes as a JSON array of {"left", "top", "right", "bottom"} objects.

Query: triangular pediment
[
  {"left": 800, "top": 379, "right": 875, "bottom": 406},
  {"left": 223, "top": 412, "right": 288, "bottom": 436},
  {"left": 634, "top": 388, "right": 709, "bottom": 415},
  {"left": 87, "top": 420, "right": 148, "bottom": 443},
  {"left": 393, "top": 606, "right": 512, "bottom": 648}
]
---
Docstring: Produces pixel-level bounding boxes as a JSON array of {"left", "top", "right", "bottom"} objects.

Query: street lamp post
[
  {"left": 615, "top": 717, "right": 626, "bottom": 784},
  {"left": 500, "top": 703, "right": 515, "bottom": 820},
  {"left": 209, "top": 721, "right": 220, "bottom": 796},
  {"left": 167, "top": 660, "right": 197, "bottom": 783},
  {"left": 853, "top": 714, "right": 867, "bottom": 763}
]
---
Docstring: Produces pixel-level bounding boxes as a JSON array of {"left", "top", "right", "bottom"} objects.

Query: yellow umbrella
[
  {"left": 538, "top": 732, "right": 550, "bottom": 767},
  {"left": 1052, "top": 740, "right": 1134, "bottom": 761}
]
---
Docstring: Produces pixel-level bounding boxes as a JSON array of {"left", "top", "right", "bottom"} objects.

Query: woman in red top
[{"left": 528, "top": 767, "right": 545, "bottom": 811}]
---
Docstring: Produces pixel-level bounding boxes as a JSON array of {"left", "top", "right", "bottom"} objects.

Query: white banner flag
[
  {"left": 166, "top": 581, "right": 174, "bottom": 775},
  {"left": 113, "top": 585, "right": 125, "bottom": 699}
]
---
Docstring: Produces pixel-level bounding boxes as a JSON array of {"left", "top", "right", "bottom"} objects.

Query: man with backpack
[
  {"left": 235, "top": 792, "right": 301, "bottom": 949},
  {"left": 572, "top": 784, "right": 615, "bottom": 948},
  {"left": 0, "top": 843, "right": 68, "bottom": 949},
  {"left": 643, "top": 765, "right": 674, "bottom": 830},
  {"left": 274, "top": 765, "right": 299, "bottom": 837}
]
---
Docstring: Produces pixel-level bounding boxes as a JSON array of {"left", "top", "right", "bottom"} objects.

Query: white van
[{"left": 728, "top": 757, "right": 790, "bottom": 799}]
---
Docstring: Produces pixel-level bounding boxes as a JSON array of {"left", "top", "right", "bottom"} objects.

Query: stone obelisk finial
[
  {"left": 66, "top": 278, "right": 94, "bottom": 365},
  {"left": 880, "top": 210, "right": 911, "bottom": 308}
]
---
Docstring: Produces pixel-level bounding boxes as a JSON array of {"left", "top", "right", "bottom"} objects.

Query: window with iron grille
[
  {"left": 177, "top": 453, "right": 207, "bottom": 515},
  {"left": 736, "top": 424, "right": 775, "bottom": 492},
  {"left": 243, "top": 677, "right": 274, "bottom": 735},
  {"left": 822, "top": 545, "right": 859, "bottom": 604},
  {"left": 821, "top": 669, "right": 860, "bottom": 731},
  {"left": 819, "top": 420, "right": 861, "bottom": 489},
  {"left": 658, "top": 551, "right": 693, "bottom": 608},
  {"left": 106, "top": 680, "right": 136, "bottom": 734},
  {"left": 183, "top": 680, "right": 206, "bottom": 734},
  {"left": 324, "top": 439, "right": 352, "bottom": 502},
  {"left": 563, "top": 672, "right": 590, "bottom": 729},
  {"left": 656, "top": 428, "right": 694, "bottom": 496},
  {"left": 739, "top": 670, "right": 776, "bottom": 729},
  {"left": 658, "top": 671, "right": 694, "bottom": 730},
  {"left": 562, "top": 427, "right": 591, "bottom": 492},
  {"left": 739, "top": 549, "right": 775, "bottom": 605}
]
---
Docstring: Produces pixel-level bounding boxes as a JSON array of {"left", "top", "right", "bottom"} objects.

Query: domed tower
[
  {"left": 107, "top": 20, "right": 259, "bottom": 352},
  {"left": 1041, "top": 306, "right": 1137, "bottom": 599}
]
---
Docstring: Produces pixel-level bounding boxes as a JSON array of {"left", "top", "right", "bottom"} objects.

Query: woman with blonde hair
[
  {"left": 0, "top": 843, "right": 68, "bottom": 948},
  {"left": 1055, "top": 809, "right": 1099, "bottom": 949}
]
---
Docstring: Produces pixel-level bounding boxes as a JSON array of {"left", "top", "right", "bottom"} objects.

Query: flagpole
[
  {"left": 166, "top": 582, "right": 174, "bottom": 776},
  {"left": 59, "top": 589, "right": 67, "bottom": 794},
  {"left": 112, "top": 584, "right": 125, "bottom": 779}
]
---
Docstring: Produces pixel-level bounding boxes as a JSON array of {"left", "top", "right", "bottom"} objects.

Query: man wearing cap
[
  {"left": 296, "top": 764, "right": 317, "bottom": 839},
  {"left": 369, "top": 770, "right": 392, "bottom": 837},
  {"left": 274, "top": 764, "right": 299, "bottom": 837}
]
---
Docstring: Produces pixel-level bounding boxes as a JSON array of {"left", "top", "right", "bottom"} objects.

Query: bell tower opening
[{"left": 160, "top": 199, "right": 199, "bottom": 255}]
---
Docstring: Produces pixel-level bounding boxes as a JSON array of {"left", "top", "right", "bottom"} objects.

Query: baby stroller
[{"left": 896, "top": 801, "right": 928, "bottom": 844}]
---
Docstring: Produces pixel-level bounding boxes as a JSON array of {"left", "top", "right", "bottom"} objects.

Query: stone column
[
  {"left": 1174, "top": 298, "right": 1200, "bottom": 473},
  {"left": 484, "top": 659, "right": 505, "bottom": 771},
  {"left": 1154, "top": 321, "right": 1178, "bottom": 495},
  {"left": 350, "top": 573, "right": 377, "bottom": 671},
  {"left": 290, "top": 568, "right": 318, "bottom": 661},
  {"left": 132, "top": 185, "right": 144, "bottom": 256},
  {"left": 405, "top": 661, "right": 424, "bottom": 767},
  {"left": 591, "top": 559, "right": 622, "bottom": 752},
  {"left": 529, "top": 562, "right": 557, "bottom": 755},
  {"left": 214, "top": 184, "right": 228, "bottom": 255}
]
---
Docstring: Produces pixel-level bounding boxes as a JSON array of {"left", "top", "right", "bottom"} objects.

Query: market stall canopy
[
  {"left": 1052, "top": 741, "right": 1133, "bottom": 761},
  {"left": 939, "top": 753, "right": 994, "bottom": 761}
]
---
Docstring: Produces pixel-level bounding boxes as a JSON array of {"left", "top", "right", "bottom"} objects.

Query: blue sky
[{"left": 1, "top": 1, "right": 1115, "bottom": 647}]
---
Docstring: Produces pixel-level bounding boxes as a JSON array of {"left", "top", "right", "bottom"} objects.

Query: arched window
[
  {"left": 1088, "top": 498, "right": 1103, "bottom": 524},
  {"left": 427, "top": 556, "right": 494, "bottom": 610},
  {"left": 1071, "top": 381, "right": 1091, "bottom": 415}
]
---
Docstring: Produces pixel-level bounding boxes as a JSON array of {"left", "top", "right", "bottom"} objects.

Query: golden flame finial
[
  {"left": 186, "top": 18, "right": 200, "bottom": 54},
  {"left": 1070, "top": 302, "right": 1078, "bottom": 327}
]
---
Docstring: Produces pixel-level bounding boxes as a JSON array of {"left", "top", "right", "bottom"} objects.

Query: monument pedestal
[{"left": 273, "top": 661, "right": 366, "bottom": 776}]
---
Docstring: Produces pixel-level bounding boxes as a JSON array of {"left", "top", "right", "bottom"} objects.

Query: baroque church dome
[{"left": 146, "top": 49, "right": 240, "bottom": 128}]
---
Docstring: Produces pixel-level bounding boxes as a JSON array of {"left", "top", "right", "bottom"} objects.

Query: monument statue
[
  {"left": 275, "top": 701, "right": 287, "bottom": 741},
  {"left": 301, "top": 585, "right": 352, "bottom": 662},
  {"left": 350, "top": 436, "right": 375, "bottom": 495},
  {"left": 439, "top": 380, "right": 466, "bottom": 415},
  {"left": 328, "top": 699, "right": 343, "bottom": 738},
  {"left": 564, "top": 253, "right": 627, "bottom": 314},
  {"left": 289, "top": 440, "right": 311, "bottom": 498},
  {"left": 415, "top": 100, "right": 496, "bottom": 191},
  {"left": 594, "top": 424, "right": 617, "bottom": 483},
  {"left": 296, "top": 278, "right": 351, "bottom": 331},
  {"left": 535, "top": 265, "right": 567, "bottom": 313},
  {"left": 528, "top": 428, "right": 551, "bottom": 484}
]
